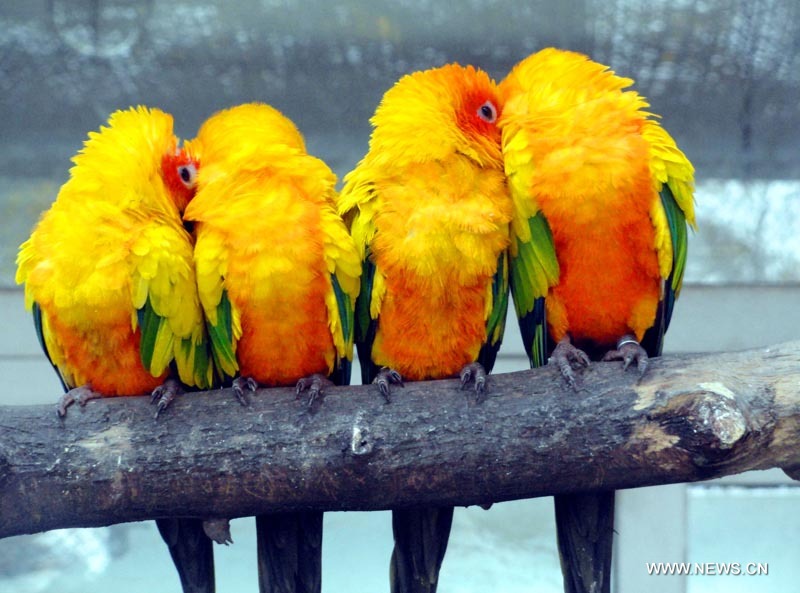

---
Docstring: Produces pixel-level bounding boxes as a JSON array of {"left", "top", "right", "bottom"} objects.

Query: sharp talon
[
  {"left": 57, "top": 385, "right": 101, "bottom": 418},
  {"left": 232, "top": 376, "right": 257, "bottom": 406},
  {"left": 295, "top": 379, "right": 306, "bottom": 396},
  {"left": 476, "top": 375, "right": 486, "bottom": 393},
  {"left": 377, "top": 379, "right": 391, "bottom": 403},
  {"left": 150, "top": 386, "right": 163, "bottom": 404},
  {"left": 459, "top": 368, "right": 472, "bottom": 390},
  {"left": 459, "top": 362, "right": 487, "bottom": 403},
  {"left": 57, "top": 394, "right": 74, "bottom": 418},
  {"left": 296, "top": 374, "right": 332, "bottom": 409},
  {"left": 603, "top": 336, "right": 649, "bottom": 378},
  {"left": 151, "top": 379, "right": 183, "bottom": 418},
  {"left": 373, "top": 367, "right": 402, "bottom": 403},
  {"left": 638, "top": 356, "right": 649, "bottom": 377},
  {"left": 550, "top": 337, "right": 590, "bottom": 389}
]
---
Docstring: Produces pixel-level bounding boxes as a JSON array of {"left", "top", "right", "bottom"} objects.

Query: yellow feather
[
  {"left": 16, "top": 106, "right": 211, "bottom": 391},
  {"left": 186, "top": 103, "right": 360, "bottom": 378}
]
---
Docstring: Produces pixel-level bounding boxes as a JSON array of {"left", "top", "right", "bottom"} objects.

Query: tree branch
[{"left": 1, "top": 342, "right": 799, "bottom": 539}]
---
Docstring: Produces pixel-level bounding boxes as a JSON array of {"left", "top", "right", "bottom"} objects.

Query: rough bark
[{"left": 1, "top": 342, "right": 799, "bottom": 539}]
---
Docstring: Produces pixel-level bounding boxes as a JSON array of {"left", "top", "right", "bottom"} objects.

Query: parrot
[
  {"left": 338, "top": 64, "right": 512, "bottom": 593},
  {"left": 498, "top": 48, "right": 696, "bottom": 593},
  {"left": 182, "top": 102, "right": 361, "bottom": 593},
  {"left": 15, "top": 106, "right": 218, "bottom": 593}
]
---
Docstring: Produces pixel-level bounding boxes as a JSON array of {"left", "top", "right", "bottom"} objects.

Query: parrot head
[
  {"left": 368, "top": 63, "right": 503, "bottom": 168},
  {"left": 161, "top": 148, "right": 199, "bottom": 215},
  {"left": 183, "top": 102, "right": 307, "bottom": 188}
]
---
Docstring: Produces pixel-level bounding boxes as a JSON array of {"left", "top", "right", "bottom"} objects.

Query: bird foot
[
  {"left": 296, "top": 373, "right": 333, "bottom": 408},
  {"left": 202, "top": 518, "right": 233, "bottom": 545},
  {"left": 459, "top": 362, "right": 487, "bottom": 403},
  {"left": 232, "top": 376, "right": 258, "bottom": 406},
  {"left": 602, "top": 334, "right": 649, "bottom": 376},
  {"left": 549, "top": 337, "right": 591, "bottom": 390},
  {"left": 150, "top": 378, "right": 183, "bottom": 419},
  {"left": 373, "top": 367, "right": 403, "bottom": 403},
  {"left": 57, "top": 384, "right": 102, "bottom": 418}
]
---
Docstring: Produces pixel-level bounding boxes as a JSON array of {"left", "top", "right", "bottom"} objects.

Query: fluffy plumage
[
  {"left": 184, "top": 102, "right": 360, "bottom": 593},
  {"left": 185, "top": 102, "right": 359, "bottom": 387},
  {"left": 499, "top": 48, "right": 696, "bottom": 593},
  {"left": 500, "top": 47, "right": 695, "bottom": 359},
  {"left": 16, "top": 106, "right": 212, "bottom": 399},
  {"left": 339, "top": 63, "right": 511, "bottom": 593},
  {"left": 16, "top": 106, "right": 215, "bottom": 593},
  {"left": 340, "top": 64, "right": 511, "bottom": 383}
]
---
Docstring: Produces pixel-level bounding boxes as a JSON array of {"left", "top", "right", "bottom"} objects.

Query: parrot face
[
  {"left": 368, "top": 63, "right": 504, "bottom": 169},
  {"left": 161, "top": 148, "right": 199, "bottom": 215}
]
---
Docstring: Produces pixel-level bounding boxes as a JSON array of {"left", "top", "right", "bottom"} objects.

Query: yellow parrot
[
  {"left": 183, "top": 102, "right": 360, "bottom": 593},
  {"left": 339, "top": 64, "right": 511, "bottom": 593},
  {"left": 499, "top": 48, "right": 695, "bottom": 593},
  {"left": 15, "top": 105, "right": 217, "bottom": 592}
]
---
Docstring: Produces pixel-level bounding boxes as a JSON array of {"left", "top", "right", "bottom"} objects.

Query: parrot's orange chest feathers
[
  {"left": 540, "top": 165, "right": 662, "bottom": 347},
  {"left": 226, "top": 198, "right": 336, "bottom": 385},
  {"left": 365, "top": 157, "right": 511, "bottom": 381},
  {"left": 500, "top": 50, "right": 668, "bottom": 348},
  {"left": 373, "top": 269, "right": 491, "bottom": 382},
  {"left": 534, "top": 126, "right": 661, "bottom": 349}
]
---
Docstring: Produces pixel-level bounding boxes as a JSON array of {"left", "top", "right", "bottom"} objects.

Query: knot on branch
[
  {"left": 350, "top": 412, "right": 374, "bottom": 457},
  {"left": 649, "top": 382, "right": 751, "bottom": 467}
]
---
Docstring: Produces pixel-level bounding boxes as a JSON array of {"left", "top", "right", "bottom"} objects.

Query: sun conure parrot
[
  {"left": 15, "top": 105, "right": 217, "bottom": 593},
  {"left": 182, "top": 102, "right": 361, "bottom": 593},
  {"left": 499, "top": 48, "right": 696, "bottom": 593},
  {"left": 338, "top": 64, "right": 512, "bottom": 593}
]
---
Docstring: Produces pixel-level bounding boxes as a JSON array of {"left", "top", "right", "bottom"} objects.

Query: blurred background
[{"left": 1, "top": 1, "right": 798, "bottom": 592}]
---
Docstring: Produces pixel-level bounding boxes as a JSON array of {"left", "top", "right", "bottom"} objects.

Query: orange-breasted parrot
[
  {"left": 339, "top": 64, "right": 512, "bottom": 593},
  {"left": 183, "top": 102, "right": 361, "bottom": 593},
  {"left": 15, "top": 106, "right": 217, "bottom": 593},
  {"left": 499, "top": 48, "right": 696, "bottom": 593}
]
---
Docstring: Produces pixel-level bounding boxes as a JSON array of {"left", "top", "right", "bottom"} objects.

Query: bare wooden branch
[{"left": 1, "top": 342, "right": 799, "bottom": 539}]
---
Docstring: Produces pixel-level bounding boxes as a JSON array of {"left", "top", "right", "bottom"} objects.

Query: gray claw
[
  {"left": 232, "top": 376, "right": 258, "bottom": 406},
  {"left": 57, "top": 385, "right": 101, "bottom": 418},
  {"left": 296, "top": 373, "right": 333, "bottom": 408},
  {"left": 373, "top": 367, "right": 403, "bottom": 403},
  {"left": 459, "top": 362, "right": 488, "bottom": 403},
  {"left": 151, "top": 379, "right": 183, "bottom": 419},
  {"left": 549, "top": 337, "right": 590, "bottom": 390},
  {"left": 602, "top": 335, "right": 649, "bottom": 378}
]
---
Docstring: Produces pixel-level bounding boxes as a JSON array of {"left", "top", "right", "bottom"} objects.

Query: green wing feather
[
  {"left": 509, "top": 212, "right": 559, "bottom": 368},
  {"left": 136, "top": 294, "right": 214, "bottom": 389},
  {"left": 205, "top": 289, "right": 238, "bottom": 383},
  {"left": 477, "top": 251, "right": 509, "bottom": 374},
  {"left": 641, "top": 121, "right": 695, "bottom": 357},
  {"left": 661, "top": 183, "right": 688, "bottom": 329},
  {"left": 641, "top": 183, "right": 690, "bottom": 357},
  {"left": 330, "top": 273, "right": 354, "bottom": 387},
  {"left": 354, "top": 248, "right": 380, "bottom": 385},
  {"left": 137, "top": 295, "right": 161, "bottom": 375}
]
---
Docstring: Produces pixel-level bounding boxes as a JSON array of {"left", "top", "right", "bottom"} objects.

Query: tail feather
[
  {"left": 256, "top": 511, "right": 323, "bottom": 593},
  {"left": 554, "top": 492, "right": 615, "bottom": 593},
  {"left": 390, "top": 507, "right": 454, "bottom": 593},
  {"left": 156, "top": 518, "right": 216, "bottom": 593}
]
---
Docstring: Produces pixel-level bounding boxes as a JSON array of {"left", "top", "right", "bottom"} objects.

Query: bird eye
[
  {"left": 177, "top": 163, "right": 197, "bottom": 189},
  {"left": 477, "top": 101, "right": 497, "bottom": 124}
]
